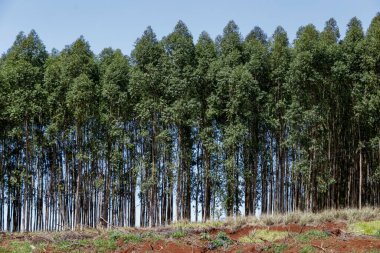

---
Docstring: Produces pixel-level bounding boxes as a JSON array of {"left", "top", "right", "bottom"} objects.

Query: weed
[
  {"left": 171, "top": 230, "right": 186, "bottom": 239},
  {"left": 0, "top": 241, "right": 32, "bottom": 253},
  {"left": 93, "top": 238, "right": 117, "bottom": 252},
  {"left": 239, "top": 229, "right": 288, "bottom": 243},
  {"left": 349, "top": 220, "right": 380, "bottom": 236},
  {"left": 200, "top": 232, "right": 211, "bottom": 241},
  {"left": 109, "top": 231, "right": 142, "bottom": 243},
  {"left": 142, "top": 231, "right": 163, "bottom": 241},
  {"left": 54, "top": 240, "right": 74, "bottom": 251},
  {"left": 295, "top": 230, "right": 329, "bottom": 243},
  {"left": 262, "top": 243, "right": 288, "bottom": 253},
  {"left": 208, "top": 232, "right": 233, "bottom": 249},
  {"left": 300, "top": 245, "right": 316, "bottom": 253}
]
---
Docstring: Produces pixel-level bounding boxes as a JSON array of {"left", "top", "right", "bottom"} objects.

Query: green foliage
[
  {"left": 300, "top": 245, "right": 316, "bottom": 253},
  {"left": 108, "top": 231, "right": 142, "bottom": 243},
  {"left": 200, "top": 232, "right": 211, "bottom": 241},
  {"left": 93, "top": 238, "right": 117, "bottom": 252},
  {"left": 295, "top": 230, "right": 329, "bottom": 243},
  {"left": 171, "top": 230, "right": 187, "bottom": 239},
  {"left": 262, "top": 243, "right": 288, "bottom": 253},
  {"left": 349, "top": 220, "right": 380, "bottom": 236},
  {"left": 239, "top": 229, "right": 288, "bottom": 243},
  {"left": 209, "top": 232, "right": 233, "bottom": 249},
  {"left": 0, "top": 241, "right": 32, "bottom": 253}
]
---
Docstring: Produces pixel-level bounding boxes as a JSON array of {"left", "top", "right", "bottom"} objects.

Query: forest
[{"left": 0, "top": 13, "right": 379, "bottom": 232}]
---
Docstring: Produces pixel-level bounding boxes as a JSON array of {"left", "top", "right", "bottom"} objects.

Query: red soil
[
  {"left": 119, "top": 222, "right": 380, "bottom": 253},
  {"left": 1, "top": 222, "right": 380, "bottom": 252}
]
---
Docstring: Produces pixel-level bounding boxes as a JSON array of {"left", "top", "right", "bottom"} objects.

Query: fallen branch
[{"left": 311, "top": 243, "right": 326, "bottom": 252}]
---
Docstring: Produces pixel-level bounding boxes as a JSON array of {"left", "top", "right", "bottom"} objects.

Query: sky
[{"left": 0, "top": 0, "right": 379, "bottom": 56}]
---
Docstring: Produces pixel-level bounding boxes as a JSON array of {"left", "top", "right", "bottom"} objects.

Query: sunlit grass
[
  {"left": 0, "top": 241, "right": 32, "bottom": 253},
  {"left": 295, "top": 230, "right": 329, "bottom": 243},
  {"left": 239, "top": 229, "right": 289, "bottom": 243},
  {"left": 349, "top": 220, "right": 380, "bottom": 237}
]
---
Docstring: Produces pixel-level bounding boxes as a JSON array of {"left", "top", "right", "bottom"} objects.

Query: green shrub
[{"left": 209, "top": 232, "right": 233, "bottom": 249}]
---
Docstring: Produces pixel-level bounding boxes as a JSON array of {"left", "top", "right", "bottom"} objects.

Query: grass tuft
[
  {"left": 349, "top": 220, "right": 380, "bottom": 236},
  {"left": 208, "top": 232, "right": 233, "bottom": 249},
  {"left": 239, "top": 229, "right": 288, "bottom": 243},
  {"left": 171, "top": 230, "right": 187, "bottom": 239},
  {"left": 0, "top": 241, "right": 32, "bottom": 253},
  {"left": 295, "top": 230, "right": 329, "bottom": 243},
  {"left": 300, "top": 245, "right": 316, "bottom": 253}
]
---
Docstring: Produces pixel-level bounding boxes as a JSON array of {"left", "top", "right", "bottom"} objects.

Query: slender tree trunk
[{"left": 75, "top": 123, "right": 82, "bottom": 230}]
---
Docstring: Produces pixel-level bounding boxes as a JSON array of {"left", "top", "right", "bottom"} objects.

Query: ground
[{"left": 1, "top": 208, "right": 380, "bottom": 252}]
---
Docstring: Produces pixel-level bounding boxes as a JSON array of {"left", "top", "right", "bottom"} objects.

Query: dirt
[
  {"left": 113, "top": 222, "right": 380, "bottom": 252},
  {"left": 1, "top": 222, "right": 380, "bottom": 252}
]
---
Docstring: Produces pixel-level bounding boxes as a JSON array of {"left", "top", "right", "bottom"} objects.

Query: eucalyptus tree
[
  {"left": 130, "top": 27, "right": 168, "bottom": 227},
  {"left": 268, "top": 26, "right": 291, "bottom": 213},
  {"left": 316, "top": 18, "right": 342, "bottom": 210},
  {"left": 194, "top": 31, "right": 217, "bottom": 221},
  {"left": 98, "top": 48, "right": 131, "bottom": 227},
  {"left": 0, "top": 30, "right": 47, "bottom": 231},
  {"left": 242, "top": 27, "right": 269, "bottom": 215},
  {"left": 354, "top": 13, "right": 380, "bottom": 207},
  {"left": 61, "top": 37, "right": 98, "bottom": 229},
  {"left": 210, "top": 21, "right": 251, "bottom": 216},
  {"left": 163, "top": 21, "right": 197, "bottom": 221},
  {"left": 287, "top": 24, "right": 321, "bottom": 212}
]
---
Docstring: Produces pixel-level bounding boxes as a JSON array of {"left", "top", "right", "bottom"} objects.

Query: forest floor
[{"left": 1, "top": 208, "right": 380, "bottom": 252}]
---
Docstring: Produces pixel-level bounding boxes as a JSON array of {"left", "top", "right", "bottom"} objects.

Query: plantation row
[{"left": 0, "top": 14, "right": 379, "bottom": 232}]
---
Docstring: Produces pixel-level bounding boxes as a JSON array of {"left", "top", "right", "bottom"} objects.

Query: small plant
[
  {"left": 93, "top": 238, "right": 117, "bottom": 252},
  {"left": 208, "top": 232, "right": 233, "bottom": 249},
  {"left": 262, "top": 243, "right": 288, "bottom": 253},
  {"left": 0, "top": 241, "right": 33, "bottom": 253},
  {"left": 295, "top": 230, "right": 329, "bottom": 243},
  {"left": 171, "top": 230, "right": 186, "bottom": 239},
  {"left": 109, "top": 230, "right": 124, "bottom": 240},
  {"left": 109, "top": 231, "right": 142, "bottom": 244},
  {"left": 122, "top": 233, "right": 142, "bottom": 243},
  {"left": 349, "top": 220, "right": 380, "bottom": 236},
  {"left": 239, "top": 229, "right": 288, "bottom": 243},
  {"left": 53, "top": 240, "right": 74, "bottom": 251},
  {"left": 142, "top": 231, "right": 163, "bottom": 241},
  {"left": 300, "top": 245, "right": 316, "bottom": 253},
  {"left": 200, "top": 232, "right": 211, "bottom": 241}
]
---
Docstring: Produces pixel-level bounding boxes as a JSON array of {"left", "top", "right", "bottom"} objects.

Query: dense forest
[{"left": 0, "top": 13, "right": 379, "bottom": 232}]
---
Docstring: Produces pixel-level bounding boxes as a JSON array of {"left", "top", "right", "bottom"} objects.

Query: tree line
[{"left": 0, "top": 14, "right": 379, "bottom": 232}]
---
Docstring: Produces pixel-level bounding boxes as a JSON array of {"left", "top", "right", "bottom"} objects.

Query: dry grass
[
  {"left": 169, "top": 207, "right": 380, "bottom": 229},
  {"left": 239, "top": 229, "right": 289, "bottom": 243},
  {"left": 244, "top": 207, "right": 380, "bottom": 227}
]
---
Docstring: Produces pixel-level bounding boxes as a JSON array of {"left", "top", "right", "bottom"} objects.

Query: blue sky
[{"left": 0, "top": 0, "right": 379, "bottom": 55}]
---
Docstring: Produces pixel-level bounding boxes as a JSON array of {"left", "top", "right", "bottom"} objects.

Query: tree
[
  {"left": 130, "top": 26, "right": 168, "bottom": 227},
  {"left": 163, "top": 20, "right": 197, "bottom": 221},
  {"left": 99, "top": 49, "right": 131, "bottom": 227},
  {"left": 195, "top": 31, "right": 217, "bottom": 221}
]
